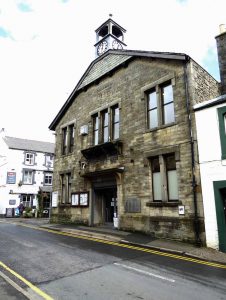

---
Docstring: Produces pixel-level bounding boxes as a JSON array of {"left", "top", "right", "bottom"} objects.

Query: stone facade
[
  {"left": 50, "top": 52, "right": 219, "bottom": 244},
  {"left": 216, "top": 26, "right": 226, "bottom": 95}
]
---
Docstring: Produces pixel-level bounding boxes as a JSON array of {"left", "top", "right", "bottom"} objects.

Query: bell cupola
[{"left": 94, "top": 15, "right": 127, "bottom": 57}]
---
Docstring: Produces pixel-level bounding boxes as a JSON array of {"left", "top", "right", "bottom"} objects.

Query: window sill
[
  {"left": 146, "top": 201, "right": 182, "bottom": 207},
  {"left": 145, "top": 122, "right": 176, "bottom": 133},
  {"left": 59, "top": 203, "right": 71, "bottom": 207},
  {"left": 59, "top": 204, "right": 88, "bottom": 208}
]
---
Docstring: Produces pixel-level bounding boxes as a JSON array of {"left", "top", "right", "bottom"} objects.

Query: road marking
[
  {"left": 2, "top": 220, "right": 226, "bottom": 270},
  {"left": 0, "top": 270, "right": 33, "bottom": 299},
  {"left": 114, "top": 263, "right": 175, "bottom": 282},
  {"left": 0, "top": 261, "right": 53, "bottom": 300}
]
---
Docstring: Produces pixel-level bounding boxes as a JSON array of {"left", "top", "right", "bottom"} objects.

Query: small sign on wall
[
  {"left": 52, "top": 191, "right": 58, "bottom": 207},
  {"left": 178, "top": 205, "right": 185, "bottom": 215},
  {"left": 7, "top": 172, "right": 16, "bottom": 184}
]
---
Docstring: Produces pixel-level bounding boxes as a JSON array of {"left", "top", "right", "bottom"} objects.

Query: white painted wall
[
  {"left": 0, "top": 137, "right": 54, "bottom": 216},
  {"left": 195, "top": 102, "right": 226, "bottom": 249}
]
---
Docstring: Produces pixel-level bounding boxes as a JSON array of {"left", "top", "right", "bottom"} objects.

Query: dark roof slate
[
  {"left": 78, "top": 53, "right": 132, "bottom": 90},
  {"left": 4, "top": 136, "right": 55, "bottom": 153}
]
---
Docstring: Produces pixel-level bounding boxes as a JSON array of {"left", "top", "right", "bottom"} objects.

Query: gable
[{"left": 49, "top": 50, "right": 188, "bottom": 130}]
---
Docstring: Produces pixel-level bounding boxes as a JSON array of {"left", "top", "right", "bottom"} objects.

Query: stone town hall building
[{"left": 49, "top": 18, "right": 219, "bottom": 244}]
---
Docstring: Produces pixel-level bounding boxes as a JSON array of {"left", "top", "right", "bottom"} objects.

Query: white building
[
  {"left": 194, "top": 25, "right": 226, "bottom": 252},
  {"left": 194, "top": 96, "right": 226, "bottom": 252},
  {"left": 0, "top": 131, "right": 55, "bottom": 217}
]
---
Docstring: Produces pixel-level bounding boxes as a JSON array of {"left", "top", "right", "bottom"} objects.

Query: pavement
[{"left": 3, "top": 217, "right": 226, "bottom": 265}]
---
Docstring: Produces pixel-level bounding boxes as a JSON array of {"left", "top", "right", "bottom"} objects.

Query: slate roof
[
  {"left": 3, "top": 136, "right": 55, "bottom": 154},
  {"left": 78, "top": 53, "right": 132, "bottom": 90},
  {"left": 49, "top": 49, "right": 188, "bottom": 130},
  {"left": 194, "top": 94, "right": 226, "bottom": 111}
]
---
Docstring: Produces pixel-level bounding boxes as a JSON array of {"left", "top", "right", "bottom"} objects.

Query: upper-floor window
[
  {"left": 62, "top": 127, "right": 67, "bottom": 155},
  {"left": 45, "top": 154, "right": 53, "bottom": 168},
  {"left": 44, "top": 172, "right": 53, "bottom": 185},
  {"left": 25, "top": 152, "right": 35, "bottom": 165},
  {"left": 217, "top": 106, "right": 226, "bottom": 160},
  {"left": 162, "top": 83, "right": 174, "bottom": 125},
  {"left": 68, "top": 124, "right": 74, "bottom": 153},
  {"left": 101, "top": 110, "right": 109, "bottom": 143},
  {"left": 112, "top": 105, "right": 120, "bottom": 140},
  {"left": 61, "top": 122, "right": 75, "bottom": 155},
  {"left": 93, "top": 114, "right": 99, "bottom": 145},
  {"left": 147, "top": 82, "right": 175, "bottom": 129},
  {"left": 151, "top": 153, "right": 178, "bottom": 202},
  {"left": 23, "top": 169, "right": 34, "bottom": 185},
  {"left": 92, "top": 104, "right": 120, "bottom": 145}
]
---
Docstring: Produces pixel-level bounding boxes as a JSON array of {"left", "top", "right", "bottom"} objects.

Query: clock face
[
  {"left": 97, "top": 40, "right": 108, "bottom": 56},
  {"left": 112, "top": 40, "right": 123, "bottom": 50}
]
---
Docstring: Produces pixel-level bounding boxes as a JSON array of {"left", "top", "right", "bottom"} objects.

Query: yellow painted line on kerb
[
  {"left": 6, "top": 222, "right": 226, "bottom": 270},
  {"left": 4, "top": 221, "right": 226, "bottom": 270},
  {"left": 0, "top": 260, "right": 53, "bottom": 300}
]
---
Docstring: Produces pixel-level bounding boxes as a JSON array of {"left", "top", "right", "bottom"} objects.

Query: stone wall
[{"left": 51, "top": 56, "right": 218, "bottom": 244}]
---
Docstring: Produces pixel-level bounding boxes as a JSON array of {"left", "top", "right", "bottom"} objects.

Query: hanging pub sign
[{"left": 7, "top": 172, "right": 16, "bottom": 184}]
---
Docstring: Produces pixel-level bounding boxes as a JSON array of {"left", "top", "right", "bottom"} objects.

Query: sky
[{"left": 0, "top": 0, "right": 225, "bottom": 143}]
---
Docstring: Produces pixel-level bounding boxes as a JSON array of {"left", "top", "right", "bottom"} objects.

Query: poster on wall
[
  {"left": 52, "top": 191, "right": 58, "bottom": 207},
  {"left": 71, "top": 192, "right": 89, "bottom": 207},
  {"left": 71, "top": 194, "right": 79, "bottom": 206},
  {"left": 80, "top": 193, "right": 88, "bottom": 206}
]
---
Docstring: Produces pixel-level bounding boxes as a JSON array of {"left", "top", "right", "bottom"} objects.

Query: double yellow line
[
  {"left": 0, "top": 260, "right": 53, "bottom": 300},
  {"left": 0, "top": 220, "right": 225, "bottom": 300},
  {"left": 15, "top": 222, "right": 226, "bottom": 269}
]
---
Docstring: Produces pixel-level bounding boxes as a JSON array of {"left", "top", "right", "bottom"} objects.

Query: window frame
[
  {"left": 68, "top": 124, "right": 75, "bottom": 154},
  {"left": 112, "top": 104, "right": 120, "bottom": 140},
  {"left": 147, "top": 89, "right": 158, "bottom": 129},
  {"left": 60, "top": 172, "right": 72, "bottom": 204},
  {"left": 150, "top": 153, "right": 179, "bottom": 202},
  {"left": 71, "top": 192, "right": 89, "bottom": 207},
  {"left": 101, "top": 109, "right": 109, "bottom": 143},
  {"left": 92, "top": 113, "right": 99, "bottom": 146},
  {"left": 217, "top": 106, "right": 226, "bottom": 159},
  {"left": 22, "top": 169, "right": 34, "bottom": 185},
  {"left": 44, "top": 172, "right": 53, "bottom": 186},
  {"left": 91, "top": 104, "right": 120, "bottom": 146},
  {"left": 61, "top": 122, "right": 76, "bottom": 156},
  {"left": 61, "top": 127, "right": 67, "bottom": 155},
  {"left": 24, "top": 152, "right": 35, "bottom": 166},
  {"left": 141, "top": 76, "right": 176, "bottom": 131},
  {"left": 21, "top": 194, "right": 33, "bottom": 208},
  {"left": 161, "top": 82, "right": 175, "bottom": 125},
  {"left": 45, "top": 154, "right": 54, "bottom": 168}
]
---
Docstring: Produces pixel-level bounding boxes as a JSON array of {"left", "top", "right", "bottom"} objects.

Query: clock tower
[{"left": 95, "top": 16, "right": 127, "bottom": 57}]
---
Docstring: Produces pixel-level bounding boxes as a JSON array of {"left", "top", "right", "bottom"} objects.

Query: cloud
[
  {"left": 0, "top": 26, "right": 11, "bottom": 38},
  {"left": 0, "top": 0, "right": 225, "bottom": 142},
  {"left": 17, "top": 1, "right": 33, "bottom": 12}
]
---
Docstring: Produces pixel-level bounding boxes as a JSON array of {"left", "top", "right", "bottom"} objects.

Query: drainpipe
[{"left": 183, "top": 57, "right": 202, "bottom": 246}]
